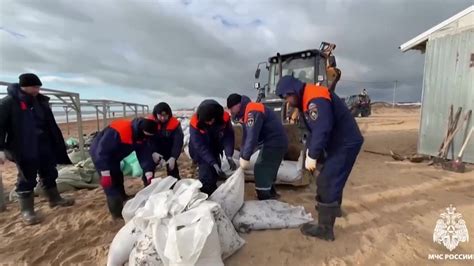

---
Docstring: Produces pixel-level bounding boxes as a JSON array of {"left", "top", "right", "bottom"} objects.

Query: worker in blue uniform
[
  {"left": 89, "top": 118, "right": 157, "bottom": 219},
  {"left": 145, "top": 102, "right": 184, "bottom": 185},
  {"left": 189, "top": 100, "right": 236, "bottom": 195},
  {"left": 276, "top": 75, "right": 363, "bottom": 241},
  {"left": 227, "top": 93, "right": 288, "bottom": 200}
]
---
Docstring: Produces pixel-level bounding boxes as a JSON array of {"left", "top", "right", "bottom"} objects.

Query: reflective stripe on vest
[
  {"left": 109, "top": 119, "right": 133, "bottom": 145},
  {"left": 244, "top": 102, "right": 265, "bottom": 123},
  {"left": 302, "top": 84, "right": 331, "bottom": 112}
]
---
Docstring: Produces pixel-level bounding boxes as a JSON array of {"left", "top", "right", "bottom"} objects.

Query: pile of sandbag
[
  {"left": 108, "top": 169, "right": 246, "bottom": 266},
  {"left": 181, "top": 118, "right": 191, "bottom": 159},
  {"left": 108, "top": 164, "right": 314, "bottom": 265}
]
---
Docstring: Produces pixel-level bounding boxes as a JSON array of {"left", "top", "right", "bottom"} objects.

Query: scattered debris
[{"left": 364, "top": 149, "right": 428, "bottom": 163}]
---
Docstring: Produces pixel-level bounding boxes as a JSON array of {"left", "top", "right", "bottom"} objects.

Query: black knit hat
[
  {"left": 153, "top": 102, "right": 172, "bottom": 117},
  {"left": 227, "top": 93, "right": 242, "bottom": 108},
  {"left": 197, "top": 101, "right": 224, "bottom": 124},
  {"left": 19, "top": 73, "right": 42, "bottom": 87},
  {"left": 140, "top": 118, "right": 158, "bottom": 135}
]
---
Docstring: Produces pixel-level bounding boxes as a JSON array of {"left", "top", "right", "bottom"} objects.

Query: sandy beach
[{"left": 0, "top": 106, "right": 473, "bottom": 265}]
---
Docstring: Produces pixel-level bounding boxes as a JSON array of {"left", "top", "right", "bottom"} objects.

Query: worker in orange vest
[
  {"left": 145, "top": 102, "right": 184, "bottom": 185},
  {"left": 189, "top": 100, "right": 236, "bottom": 195},
  {"left": 89, "top": 118, "right": 157, "bottom": 219},
  {"left": 227, "top": 94, "right": 288, "bottom": 200},
  {"left": 276, "top": 75, "right": 363, "bottom": 241}
]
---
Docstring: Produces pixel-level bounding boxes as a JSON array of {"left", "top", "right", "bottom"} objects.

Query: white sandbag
[
  {"left": 232, "top": 200, "right": 313, "bottom": 232},
  {"left": 123, "top": 176, "right": 178, "bottom": 222},
  {"left": 187, "top": 192, "right": 208, "bottom": 210},
  {"left": 209, "top": 168, "right": 245, "bottom": 220},
  {"left": 276, "top": 151, "right": 303, "bottom": 183},
  {"left": 220, "top": 151, "right": 239, "bottom": 176},
  {"left": 169, "top": 179, "right": 205, "bottom": 216},
  {"left": 183, "top": 121, "right": 191, "bottom": 160},
  {"left": 134, "top": 191, "right": 175, "bottom": 234},
  {"left": 204, "top": 201, "right": 245, "bottom": 259},
  {"left": 129, "top": 233, "right": 164, "bottom": 266},
  {"left": 107, "top": 220, "right": 140, "bottom": 266},
  {"left": 194, "top": 225, "right": 223, "bottom": 266},
  {"left": 154, "top": 204, "right": 223, "bottom": 266},
  {"left": 235, "top": 150, "right": 303, "bottom": 183}
]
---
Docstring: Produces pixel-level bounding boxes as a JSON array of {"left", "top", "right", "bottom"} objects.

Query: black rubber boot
[
  {"left": 316, "top": 204, "right": 344, "bottom": 217},
  {"left": 106, "top": 195, "right": 124, "bottom": 219},
  {"left": 300, "top": 201, "right": 339, "bottom": 241},
  {"left": 17, "top": 192, "right": 41, "bottom": 225},
  {"left": 256, "top": 189, "right": 277, "bottom": 200},
  {"left": 270, "top": 185, "right": 281, "bottom": 199},
  {"left": 44, "top": 187, "right": 75, "bottom": 208}
]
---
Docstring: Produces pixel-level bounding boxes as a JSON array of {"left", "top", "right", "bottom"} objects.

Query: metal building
[{"left": 400, "top": 6, "right": 474, "bottom": 163}]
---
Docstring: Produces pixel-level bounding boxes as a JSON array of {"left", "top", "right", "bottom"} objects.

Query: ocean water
[{"left": 53, "top": 110, "right": 148, "bottom": 123}]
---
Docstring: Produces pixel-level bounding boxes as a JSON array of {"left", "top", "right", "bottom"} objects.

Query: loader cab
[{"left": 254, "top": 49, "right": 329, "bottom": 124}]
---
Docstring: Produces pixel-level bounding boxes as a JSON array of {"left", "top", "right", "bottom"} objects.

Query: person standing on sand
[
  {"left": 189, "top": 100, "right": 236, "bottom": 195},
  {"left": 227, "top": 93, "right": 288, "bottom": 200},
  {"left": 276, "top": 75, "right": 363, "bottom": 241},
  {"left": 144, "top": 102, "right": 184, "bottom": 185},
  {"left": 0, "top": 73, "right": 75, "bottom": 225},
  {"left": 89, "top": 118, "right": 158, "bottom": 219}
]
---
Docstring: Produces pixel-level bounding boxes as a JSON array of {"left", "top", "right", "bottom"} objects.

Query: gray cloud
[{"left": 1, "top": 0, "right": 472, "bottom": 106}]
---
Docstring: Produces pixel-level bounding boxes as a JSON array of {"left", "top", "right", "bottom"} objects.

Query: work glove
[
  {"left": 100, "top": 170, "right": 112, "bottom": 189},
  {"left": 239, "top": 158, "right": 251, "bottom": 170},
  {"left": 0, "top": 151, "right": 5, "bottom": 164},
  {"left": 305, "top": 150, "right": 317, "bottom": 172},
  {"left": 152, "top": 152, "right": 166, "bottom": 169},
  {"left": 227, "top": 157, "right": 237, "bottom": 171},
  {"left": 213, "top": 164, "right": 227, "bottom": 179},
  {"left": 152, "top": 152, "right": 163, "bottom": 164},
  {"left": 145, "top": 171, "right": 154, "bottom": 185},
  {"left": 167, "top": 157, "right": 176, "bottom": 170}
]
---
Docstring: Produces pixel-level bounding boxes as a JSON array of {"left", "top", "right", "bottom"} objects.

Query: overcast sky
[{"left": 0, "top": 0, "right": 472, "bottom": 108}]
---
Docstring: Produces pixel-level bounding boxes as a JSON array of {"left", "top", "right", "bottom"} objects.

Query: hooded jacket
[
  {"left": 89, "top": 118, "right": 155, "bottom": 172},
  {"left": 0, "top": 83, "right": 71, "bottom": 164},
  {"left": 234, "top": 95, "right": 288, "bottom": 160},
  {"left": 189, "top": 100, "right": 234, "bottom": 166},
  {"left": 276, "top": 76, "right": 363, "bottom": 159}
]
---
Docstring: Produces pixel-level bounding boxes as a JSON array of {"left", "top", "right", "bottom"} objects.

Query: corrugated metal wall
[{"left": 419, "top": 28, "right": 474, "bottom": 162}]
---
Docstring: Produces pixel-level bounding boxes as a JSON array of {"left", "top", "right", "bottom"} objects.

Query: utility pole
[{"left": 392, "top": 80, "right": 398, "bottom": 108}]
